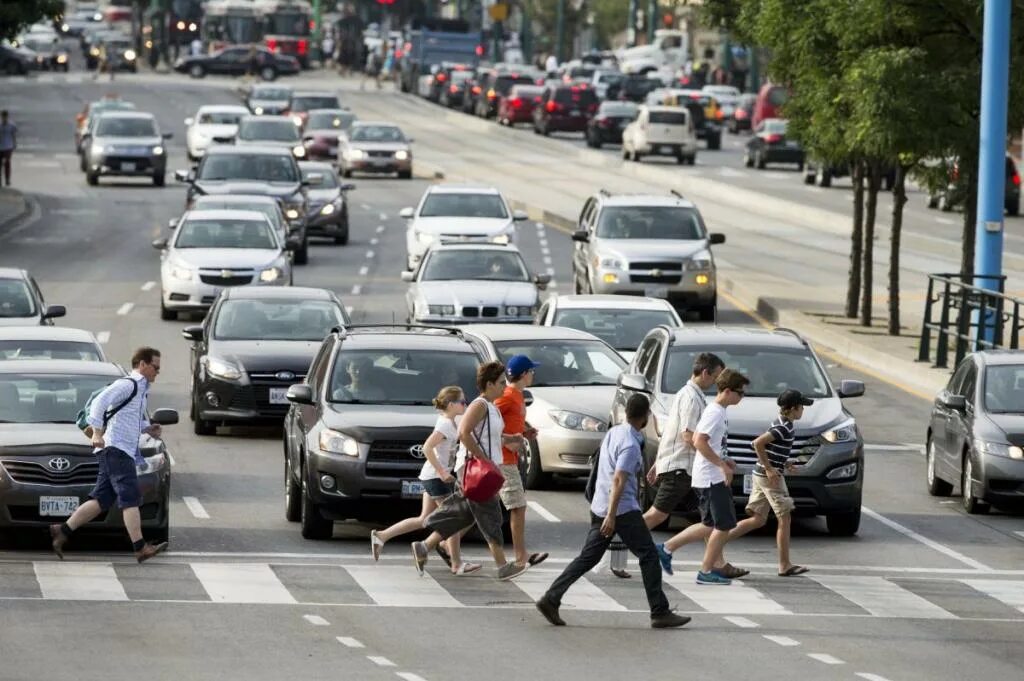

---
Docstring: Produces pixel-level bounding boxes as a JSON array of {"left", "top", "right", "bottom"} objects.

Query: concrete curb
[{"left": 0, "top": 188, "right": 30, "bottom": 233}]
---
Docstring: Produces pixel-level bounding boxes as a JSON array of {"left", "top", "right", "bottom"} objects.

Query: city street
[{"left": 1, "top": 72, "right": 1023, "bottom": 681}]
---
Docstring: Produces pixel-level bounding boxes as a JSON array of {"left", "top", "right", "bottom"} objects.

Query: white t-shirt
[
  {"left": 690, "top": 402, "right": 728, "bottom": 488},
  {"left": 419, "top": 415, "right": 459, "bottom": 481},
  {"left": 454, "top": 398, "right": 505, "bottom": 471}
]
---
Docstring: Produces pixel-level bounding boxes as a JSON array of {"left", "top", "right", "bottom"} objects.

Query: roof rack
[
  {"left": 772, "top": 327, "right": 809, "bottom": 346},
  {"left": 330, "top": 324, "right": 466, "bottom": 339}
]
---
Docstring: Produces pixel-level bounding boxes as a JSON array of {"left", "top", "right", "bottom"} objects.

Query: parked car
[
  {"left": 82, "top": 112, "right": 172, "bottom": 187},
  {"left": 299, "top": 161, "right": 354, "bottom": 245},
  {"left": 301, "top": 109, "right": 357, "bottom": 160},
  {"left": 926, "top": 351, "right": 1024, "bottom": 513},
  {"left": 184, "top": 286, "right": 349, "bottom": 435},
  {"left": 175, "top": 46, "right": 299, "bottom": 81},
  {"left": 612, "top": 326, "right": 866, "bottom": 535},
  {"left": 246, "top": 84, "right": 293, "bottom": 115},
  {"left": 532, "top": 84, "right": 599, "bottom": 136},
  {"left": 586, "top": 101, "right": 639, "bottom": 148},
  {"left": 925, "top": 155, "right": 1021, "bottom": 216},
  {"left": 745, "top": 118, "right": 805, "bottom": 170},
  {"left": 621, "top": 105, "right": 697, "bottom": 165},
  {"left": 0, "top": 268, "right": 65, "bottom": 327},
  {"left": 184, "top": 105, "right": 248, "bottom": 161},
  {"left": 498, "top": 84, "right": 543, "bottom": 126},
  {"left": 0, "top": 327, "right": 105, "bottom": 361},
  {"left": 338, "top": 122, "right": 412, "bottom": 179}
]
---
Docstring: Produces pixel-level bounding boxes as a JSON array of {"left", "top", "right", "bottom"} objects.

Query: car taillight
[
  {"left": 764, "top": 134, "right": 783, "bottom": 144},
  {"left": 436, "top": 73, "right": 446, "bottom": 83},
  {"left": 472, "top": 85, "right": 481, "bottom": 95},
  {"left": 736, "top": 109, "right": 748, "bottom": 119},
  {"left": 715, "top": 110, "right": 724, "bottom": 120},
  {"left": 545, "top": 100, "right": 557, "bottom": 113},
  {"left": 475, "top": 44, "right": 484, "bottom": 56},
  {"left": 266, "top": 38, "right": 277, "bottom": 51},
  {"left": 597, "top": 117, "right": 611, "bottom": 128},
  {"left": 450, "top": 85, "right": 458, "bottom": 93},
  {"left": 510, "top": 97, "right": 522, "bottom": 108},
  {"left": 1014, "top": 173, "right": 1021, "bottom": 186},
  {"left": 297, "top": 39, "right": 308, "bottom": 56},
  {"left": 487, "top": 89, "right": 496, "bottom": 99}
]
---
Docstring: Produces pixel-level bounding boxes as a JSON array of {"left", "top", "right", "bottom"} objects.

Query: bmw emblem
[
  {"left": 408, "top": 444, "right": 425, "bottom": 459},
  {"left": 48, "top": 457, "right": 71, "bottom": 472},
  {"left": 275, "top": 371, "right": 296, "bottom": 381}
]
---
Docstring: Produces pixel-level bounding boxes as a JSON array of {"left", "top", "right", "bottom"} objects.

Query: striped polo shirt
[{"left": 753, "top": 416, "right": 794, "bottom": 475}]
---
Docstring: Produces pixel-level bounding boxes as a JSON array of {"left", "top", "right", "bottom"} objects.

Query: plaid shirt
[{"left": 87, "top": 371, "right": 149, "bottom": 464}]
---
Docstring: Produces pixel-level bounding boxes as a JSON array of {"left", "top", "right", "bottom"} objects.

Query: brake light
[
  {"left": 297, "top": 39, "right": 308, "bottom": 56},
  {"left": 266, "top": 37, "right": 277, "bottom": 51},
  {"left": 764, "top": 134, "right": 783, "bottom": 144},
  {"left": 597, "top": 117, "right": 611, "bottom": 128},
  {"left": 450, "top": 85, "right": 458, "bottom": 93},
  {"left": 472, "top": 85, "right": 481, "bottom": 95},
  {"left": 545, "top": 100, "right": 558, "bottom": 113},
  {"left": 1014, "top": 173, "right": 1021, "bottom": 187},
  {"left": 436, "top": 73, "right": 446, "bottom": 83},
  {"left": 510, "top": 97, "right": 522, "bottom": 108},
  {"left": 715, "top": 109, "right": 724, "bottom": 120},
  {"left": 475, "top": 44, "right": 484, "bottom": 56},
  {"left": 735, "top": 109, "right": 748, "bottom": 119},
  {"left": 487, "top": 89, "right": 496, "bottom": 99}
]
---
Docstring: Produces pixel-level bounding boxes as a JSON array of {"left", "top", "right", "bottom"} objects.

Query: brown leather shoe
[
  {"left": 49, "top": 524, "right": 67, "bottom": 560},
  {"left": 135, "top": 541, "right": 169, "bottom": 564}
]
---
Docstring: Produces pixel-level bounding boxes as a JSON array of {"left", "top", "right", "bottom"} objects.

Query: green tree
[{"left": 0, "top": 0, "right": 64, "bottom": 41}]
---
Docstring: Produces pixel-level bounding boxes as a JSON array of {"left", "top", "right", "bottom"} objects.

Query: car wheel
[
  {"left": 294, "top": 241, "right": 309, "bottom": 265},
  {"left": 707, "top": 133, "right": 721, "bottom": 150},
  {"left": 86, "top": 170, "right": 99, "bottom": 186},
  {"left": 622, "top": 146, "right": 629, "bottom": 160},
  {"left": 686, "top": 155, "right": 696, "bottom": 166},
  {"left": 334, "top": 227, "right": 349, "bottom": 245},
  {"left": 927, "top": 194, "right": 939, "bottom": 209},
  {"left": 189, "top": 63, "right": 205, "bottom": 78},
  {"left": 542, "top": 123, "right": 550, "bottom": 137},
  {"left": 260, "top": 66, "right": 277, "bottom": 81},
  {"left": 926, "top": 438, "right": 953, "bottom": 496},
  {"left": 961, "top": 452, "right": 990, "bottom": 514},
  {"left": 193, "top": 410, "right": 216, "bottom": 436},
  {"left": 804, "top": 169, "right": 815, "bottom": 184},
  {"left": 284, "top": 455, "right": 301, "bottom": 522},
  {"left": 826, "top": 509, "right": 861, "bottom": 536},
  {"left": 398, "top": 169, "right": 412, "bottom": 179},
  {"left": 300, "top": 476, "right": 333, "bottom": 539},
  {"left": 744, "top": 151, "right": 754, "bottom": 168},
  {"left": 676, "top": 154, "right": 686, "bottom": 165},
  {"left": 153, "top": 173, "right": 165, "bottom": 187},
  {"left": 696, "top": 303, "right": 716, "bottom": 322},
  {"left": 522, "top": 438, "right": 550, "bottom": 490},
  {"left": 160, "top": 301, "right": 176, "bottom": 321},
  {"left": 797, "top": 161, "right": 805, "bottom": 172},
  {"left": 342, "top": 167, "right": 353, "bottom": 178}
]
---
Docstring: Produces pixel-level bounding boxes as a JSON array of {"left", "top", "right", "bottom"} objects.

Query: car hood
[
  {"left": 210, "top": 339, "right": 319, "bottom": 373},
  {"left": 0, "top": 316, "right": 40, "bottom": 327},
  {"left": 236, "top": 139, "right": 299, "bottom": 149},
  {"left": 322, "top": 403, "right": 437, "bottom": 439},
  {"left": 655, "top": 394, "right": 846, "bottom": 437},
  {"left": 306, "top": 187, "right": 341, "bottom": 203},
  {"left": 0, "top": 423, "right": 93, "bottom": 449},
  {"left": 597, "top": 238, "right": 710, "bottom": 261},
  {"left": 411, "top": 216, "right": 512, "bottom": 236},
  {"left": 348, "top": 141, "right": 409, "bottom": 152},
  {"left": 984, "top": 413, "right": 1024, "bottom": 442},
  {"left": 528, "top": 385, "right": 619, "bottom": 420},
  {"left": 93, "top": 135, "right": 163, "bottom": 147},
  {"left": 170, "top": 248, "right": 283, "bottom": 269},
  {"left": 193, "top": 180, "right": 301, "bottom": 199},
  {"left": 416, "top": 280, "right": 538, "bottom": 306},
  {"left": 192, "top": 124, "right": 238, "bottom": 139}
]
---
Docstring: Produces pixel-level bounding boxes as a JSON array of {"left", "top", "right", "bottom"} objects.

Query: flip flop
[
  {"left": 370, "top": 530, "right": 384, "bottom": 562},
  {"left": 452, "top": 562, "right": 482, "bottom": 576},
  {"left": 779, "top": 565, "right": 810, "bottom": 577},
  {"left": 527, "top": 552, "right": 549, "bottom": 566}
]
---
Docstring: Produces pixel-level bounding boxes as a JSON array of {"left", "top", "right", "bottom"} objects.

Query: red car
[
  {"left": 532, "top": 84, "right": 599, "bottom": 136},
  {"left": 498, "top": 85, "right": 543, "bottom": 126},
  {"left": 752, "top": 83, "right": 789, "bottom": 128}
]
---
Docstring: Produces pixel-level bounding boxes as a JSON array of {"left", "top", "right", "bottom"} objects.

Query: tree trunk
[
  {"left": 846, "top": 161, "right": 865, "bottom": 318},
  {"left": 888, "top": 164, "right": 908, "bottom": 336},
  {"left": 860, "top": 162, "right": 881, "bottom": 327}
]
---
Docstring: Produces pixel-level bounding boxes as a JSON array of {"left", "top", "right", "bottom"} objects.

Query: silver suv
[{"left": 570, "top": 191, "right": 725, "bottom": 320}]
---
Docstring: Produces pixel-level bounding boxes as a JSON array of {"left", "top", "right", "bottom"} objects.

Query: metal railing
[{"left": 918, "top": 272, "right": 1023, "bottom": 368}]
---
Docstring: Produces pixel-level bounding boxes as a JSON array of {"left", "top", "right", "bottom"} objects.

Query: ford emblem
[
  {"left": 275, "top": 371, "right": 296, "bottom": 381},
  {"left": 48, "top": 457, "right": 71, "bottom": 471},
  {"left": 408, "top": 444, "right": 425, "bottom": 459}
]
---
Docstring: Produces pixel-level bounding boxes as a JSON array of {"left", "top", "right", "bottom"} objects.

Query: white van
[{"left": 621, "top": 105, "right": 697, "bottom": 165}]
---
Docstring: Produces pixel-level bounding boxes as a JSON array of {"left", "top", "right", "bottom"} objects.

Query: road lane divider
[
  {"left": 807, "top": 654, "right": 844, "bottom": 665},
  {"left": 96, "top": 331, "right": 110, "bottom": 344},
  {"left": 303, "top": 614, "right": 329, "bottom": 626},
  {"left": 367, "top": 656, "right": 396, "bottom": 667},
  {"left": 182, "top": 496, "right": 210, "bottom": 520},
  {"left": 526, "top": 500, "right": 560, "bottom": 522},
  {"left": 116, "top": 303, "right": 134, "bottom": 316},
  {"left": 359, "top": 266, "right": 369, "bottom": 276},
  {"left": 336, "top": 636, "right": 365, "bottom": 648},
  {"left": 763, "top": 635, "right": 800, "bottom": 647},
  {"left": 141, "top": 281, "right": 156, "bottom": 291},
  {"left": 861, "top": 506, "right": 992, "bottom": 571},
  {"left": 723, "top": 616, "right": 759, "bottom": 628},
  {"left": 395, "top": 674, "right": 428, "bottom": 681},
  {"left": 351, "top": 284, "right": 362, "bottom": 296}
]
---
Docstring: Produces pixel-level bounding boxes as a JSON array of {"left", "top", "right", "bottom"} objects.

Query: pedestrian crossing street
[{"left": 3, "top": 560, "right": 1024, "bottom": 621}]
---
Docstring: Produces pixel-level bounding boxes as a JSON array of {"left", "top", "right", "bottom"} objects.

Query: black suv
[
  {"left": 282, "top": 326, "right": 483, "bottom": 539},
  {"left": 474, "top": 69, "right": 538, "bottom": 118}
]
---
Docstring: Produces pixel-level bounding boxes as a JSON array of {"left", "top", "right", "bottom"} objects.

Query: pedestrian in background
[
  {"left": 190, "top": 37, "right": 203, "bottom": 57},
  {"left": 494, "top": 355, "right": 548, "bottom": 568},
  {"left": 0, "top": 111, "right": 16, "bottom": 187},
  {"left": 50, "top": 347, "right": 169, "bottom": 563},
  {"left": 535, "top": 393, "right": 690, "bottom": 629}
]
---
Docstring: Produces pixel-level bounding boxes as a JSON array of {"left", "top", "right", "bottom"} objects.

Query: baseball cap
[
  {"left": 778, "top": 389, "right": 813, "bottom": 409},
  {"left": 506, "top": 355, "right": 540, "bottom": 378}
]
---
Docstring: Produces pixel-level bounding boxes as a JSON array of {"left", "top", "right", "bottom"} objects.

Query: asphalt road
[{"left": 0, "top": 72, "right": 1022, "bottom": 681}]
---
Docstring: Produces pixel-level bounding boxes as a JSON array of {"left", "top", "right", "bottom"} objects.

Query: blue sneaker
[
  {"left": 696, "top": 570, "right": 732, "bottom": 585},
  {"left": 655, "top": 543, "right": 673, "bottom": 576}
]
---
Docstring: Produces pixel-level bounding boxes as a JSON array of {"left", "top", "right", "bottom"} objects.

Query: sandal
[
  {"left": 370, "top": 530, "right": 384, "bottom": 562},
  {"left": 452, "top": 562, "right": 482, "bottom": 576},
  {"left": 779, "top": 565, "right": 809, "bottom": 577},
  {"left": 527, "top": 552, "right": 549, "bottom": 566}
]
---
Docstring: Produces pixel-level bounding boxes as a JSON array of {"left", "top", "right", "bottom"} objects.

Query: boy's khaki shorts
[
  {"left": 498, "top": 463, "right": 528, "bottom": 510},
  {"left": 745, "top": 473, "right": 796, "bottom": 518}
]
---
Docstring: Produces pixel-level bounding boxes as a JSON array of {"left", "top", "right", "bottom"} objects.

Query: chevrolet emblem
[
  {"left": 220, "top": 270, "right": 233, "bottom": 279},
  {"left": 651, "top": 269, "right": 662, "bottom": 277}
]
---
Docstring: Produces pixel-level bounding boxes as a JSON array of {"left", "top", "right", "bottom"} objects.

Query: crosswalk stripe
[
  {"left": 962, "top": 579, "right": 1024, "bottom": 614},
  {"left": 191, "top": 563, "right": 297, "bottom": 604},
  {"left": 810, "top": 575, "right": 956, "bottom": 619},
  {"left": 33, "top": 562, "right": 127, "bottom": 601},
  {"left": 344, "top": 565, "right": 461, "bottom": 608},
  {"left": 512, "top": 570, "right": 627, "bottom": 611},
  {"left": 664, "top": 574, "right": 790, "bottom": 614}
]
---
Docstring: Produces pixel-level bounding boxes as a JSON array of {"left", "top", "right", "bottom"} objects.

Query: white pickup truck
[{"left": 621, "top": 105, "right": 697, "bottom": 165}]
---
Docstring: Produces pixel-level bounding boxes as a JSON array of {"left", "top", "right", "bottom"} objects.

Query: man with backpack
[{"left": 50, "top": 347, "right": 168, "bottom": 563}]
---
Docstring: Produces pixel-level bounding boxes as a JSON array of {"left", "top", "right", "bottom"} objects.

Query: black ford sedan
[{"left": 184, "top": 286, "right": 349, "bottom": 435}]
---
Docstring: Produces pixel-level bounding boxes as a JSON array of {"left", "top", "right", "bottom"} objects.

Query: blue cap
[{"left": 506, "top": 355, "right": 540, "bottom": 378}]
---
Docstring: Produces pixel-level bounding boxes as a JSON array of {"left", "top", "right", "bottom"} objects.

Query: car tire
[
  {"left": 342, "top": 167, "right": 353, "bottom": 178},
  {"left": 300, "top": 476, "right": 333, "bottom": 539},
  {"left": 294, "top": 240, "right": 309, "bottom": 265},
  {"left": 334, "top": 227, "right": 349, "bottom": 245},
  {"left": 676, "top": 154, "right": 686, "bottom": 165},
  {"left": 633, "top": 150, "right": 643, "bottom": 163},
  {"left": 79, "top": 153, "right": 87, "bottom": 172},
  {"left": 86, "top": 170, "right": 99, "bottom": 186},
  {"left": 755, "top": 150, "right": 766, "bottom": 169},
  {"left": 153, "top": 173, "right": 165, "bottom": 187},
  {"left": 816, "top": 167, "right": 832, "bottom": 188},
  {"left": 260, "top": 66, "right": 277, "bottom": 81},
  {"left": 826, "top": 509, "right": 861, "bottom": 536},
  {"left": 803, "top": 169, "right": 815, "bottom": 184},
  {"left": 926, "top": 439, "right": 954, "bottom": 496},
  {"left": 193, "top": 409, "right": 216, "bottom": 436},
  {"left": 744, "top": 151, "right": 754, "bottom": 168},
  {"left": 284, "top": 455, "right": 301, "bottom": 522},
  {"left": 797, "top": 161, "right": 805, "bottom": 172},
  {"left": 707, "top": 133, "right": 721, "bottom": 150},
  {"left": 961, "top": 451, "right": 990, "bottom": 514},
  {"left": 696, "top": 303, "right": 716, "bottom": 322},
  {"left": 189, "top": 63, "right": 205, "bottom": 79},
  {"left": 398, "top": 169, "right": 412, "bottom": 179},
  {"left": 160, "top": 301, "right": 176, "bottom": 321},
  {"left": 686, "top": 155, "right": 696, "bottom": 166},
  {"left": 1007, "top": 198, "right": 1020, "bottom": 217},
  {"left": 522, "top": 437, "right": 550, "bottom": 490}
]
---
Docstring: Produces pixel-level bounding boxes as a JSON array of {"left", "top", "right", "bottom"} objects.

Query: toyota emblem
[
  {"left": 275, "top": 371, "right": 296, "bottom": 381},
  {"left": 48, "top": 457, "right": 71, "bottom": 472},
  {"left": 408, "top": 444, "right": 426, "bottom": 459}
]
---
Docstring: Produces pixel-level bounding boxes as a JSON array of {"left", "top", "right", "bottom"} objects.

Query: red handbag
[{"left": 461, "top": 402, "right": 506, "bottom": 502}]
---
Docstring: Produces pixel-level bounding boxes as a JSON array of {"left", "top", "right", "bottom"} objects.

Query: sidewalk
[{"left": 0, "top": 187, "right": 28, "bottom": 231}]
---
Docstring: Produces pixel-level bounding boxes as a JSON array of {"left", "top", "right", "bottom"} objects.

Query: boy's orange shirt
[{"left": 494, "top": 385, "right": 525, "bottom": 465}]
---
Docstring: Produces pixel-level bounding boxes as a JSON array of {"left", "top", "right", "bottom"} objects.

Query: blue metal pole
[{"left": 974, "top": 0, "right": 1012, "bottom": 343}]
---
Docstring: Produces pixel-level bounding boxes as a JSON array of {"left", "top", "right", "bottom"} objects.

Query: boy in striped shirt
[{"left": 729, "top": 389, "right": 812, "bottom": 577}]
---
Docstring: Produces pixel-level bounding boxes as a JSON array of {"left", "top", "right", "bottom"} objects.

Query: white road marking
[
  {"left": 366, "top": 250, "right": 375, "bottom": 259},
  {"left": 542, "top": 256, "right": 552, "bottom": 265},
  {"left": 763, "top": 635, "right": 800, "bottom": 647},
  {"left": 360, "top": 203, "right": 371, "bottom": 210},
  {"left": 336, "top": 636, "right": 364, "bottom": 648},
  {"left": 513, "top": 571, "right": 626, "bottom": 611},
  {"left": 51, "top": 207, "right": 98, "bottom": 215},
  {"left": 358, "top": 265, "right": 369, "bottom": 276},
  {"left": 141, "top": 281, "right": 156, "bottom": 291},
  {"left": 664, "top": 574, "right": 790, "bottom": 614},
  {"left": 191, "top": 563, "right": 297, "bottom": 604},
  {"left": 345, "top": 565, "right": 461, "bottom": 607},
  {"left": 863, "top": 443, "right": 924, "bottom": 452},
  {"left": 723, "top": 616, "right": 759, "bottom": 628},
  {"left": 96, "top": 331, "right": 110, "bottom": 344},
  {"left": 535, "top": 223, "right": 545, "bottom": 230},
  {"left": 856, "top": 674, "right": 894, "bottom": 681},
  {"left": 379, "top": 212, "right": 388, "bottom": 221},
  {"left": 963, "top": 579, "right": 1024, "bottom": 614},
  {"left": 1016, "top": 531, "right": 1024, "bottom": 540},
  {"left": 376, "top": 225, "right": 385, "bottom": 233},
  {"left": 538, "top": 238, "right": 548, "bottom": 247},
  {"left": 862, "top": 506, "right": 991, "bottom": 571},
  {"left": 395, "top": 674, "right": 428, "bottom": 681},
  {"left": 351, "top": 284, "right": 362, "bottom": 295},
  {"left": 370, "top": 237, "right": 379, "bottom": 246},
  {"left": 810, "top": 575, "right": 956, "bottom": 619},
  {"left": 303, "top": 614, "right": 329, "bottom": 626},
  {"left": 526, "top": 500, "right": 560, "bottom": 522},
  {"left": 182, "top": 496, "right": 210, "bottom": 520},
  {"left": 936, "top": 217, "right": 955, "bottom": 225},
  {"left": 116, "top": 303, "right": 134, "bottom": 316},
  {"left": 33, "top": 562, "right": 128, "bottom": 601},
  {"left": 368, "top": 656, "right": 396, "bottom": 668},
  {"left": 807, "top": 654, "right": 844, "bottom": 665}
]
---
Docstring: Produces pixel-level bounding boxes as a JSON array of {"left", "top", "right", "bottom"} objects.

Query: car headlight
[
  {"left": 292, "top": 115, "right": 303, "bottom": 126},
  {"left": 348, "top": 149, "right": 365, "bottom": 160},
  {"left": 550, "top": 410, "right": 608, "bottom": 432},
  {"left": 169, "top": 264, "right": 193, "bottom": 280},
  {"left": 259, "top": 267, "right": 283, "bottom": 283},
  {"left": 684, "top": 252, "right": 712, "bottom": 271},
  {"left": 416, "top": 230, "right": 436, "bottom": 245},
  {"left": 152, "top": 146, "right": 164, "bottom": 156},
  {"left": 428, "top": 305, "right": 456, "bottom": 315},
  {"left": 822, "top": 418, "right": 857, "bottom": 444},
  {"left": 124, "top": 49, "right": 136, "bottom": 61},
  {"left": 825, "top": 462, "right": 858, "bottom": 480},
  {"left": 492, "top": 233, "right": 511, "bottom": 245},
  {"left": 136, "top": 452, "right": 166, "bottom": 475},
  {"left": 254, "top": 106, "right": 264, "bottom": 115},
  {"left": 203, "top": 356, "right": 243, "bottom": 380},
  {"left": 90, "top": 47, "right": 99, "bottom": 56},
  {"left": 57, "top": 54, "right": 68, "bottom": 63},
  {"left": 285, "top": 208, "right": 300, "bottom": 220},
  {"left": 598, "top": 256, "right": 624, "bottom": 269},
  {"left": 505, "top": 305, "right": 536, "bottom": 317},
  {"left": 319, "top": 428, "right": 359, "bottom": 456},
  {"left": 395, "top": 150, "right": 409, "bottom": 160},
  {"left": 292, "top": 145, "right": 306, "bottom": 158},
  {"left": 974, "top": 439, "right": 1024, "bottom": 460},
  {"left": 320, "top": 203, "right": 336, "bottom": 216},
  {"left": 90, "top": 143, "right": 104, "bottom": 156}
]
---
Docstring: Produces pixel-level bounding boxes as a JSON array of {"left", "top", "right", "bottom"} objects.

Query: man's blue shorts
[{"left": 89, "top": 447, "right": 141, "bottom": 510}]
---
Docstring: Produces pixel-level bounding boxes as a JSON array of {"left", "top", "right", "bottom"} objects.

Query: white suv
[{"left": 401, "top": 184, "right": 528, "bottom": 270}]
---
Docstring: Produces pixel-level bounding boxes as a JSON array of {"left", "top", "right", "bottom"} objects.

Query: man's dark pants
[{"left": 545, "top": 510, "right": 670, "bottom": 617}]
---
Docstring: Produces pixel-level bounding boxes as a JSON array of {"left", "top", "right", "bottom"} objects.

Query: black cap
[{"left": 778, "top": 389, "right": 813, "bottom": 409}]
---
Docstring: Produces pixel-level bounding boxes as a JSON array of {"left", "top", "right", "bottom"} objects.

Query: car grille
[
  {"left": 366, "top": 439, "right": 424, "bottom": 478},
  {"left": 631, "top": 274, "right": 682, "bottom": 285},
  {"left": 725, "top": 434, "right": 821, "bottom": 463},
  {"left": 105, "top": 156, "right": 153, "bottom": 170},
  {"left": 461, "top": 306, "right": 499, "bottom": 318},
  {"left": 112, "top": 146, "right": 150, "bottom": 155},
  {"left": 630, "top": 261, "right": 681, "bottom": 271},
  {"left": 367, "top": 150, "right": 394, "bottom": 158},
  {"left": 1, "top": 459, "right": 99, "bottom": 485},
  {"left": 199, "top": 273, "right": 253, "bottom": 286}
]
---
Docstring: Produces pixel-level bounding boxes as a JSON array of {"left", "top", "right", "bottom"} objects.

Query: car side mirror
[
  {"left": 340, "top": 182, "right": 356, "bottom": 191},
  {"left": 174, "top": 169, "right": 190, "bottom": 183},
  {"left": 162, "top": 132, "right": 173, "bottom": 140},
  {"left": 168, "top": 217, "right": 178, "bottom": 229},
  {"left": 617, "top": 372, "right": 649, "bottom": 393},
  {"left": 571, "top": 230, "right": 589, "bottom": 243},
  {"left": 182, "top": 325, "right": 204, "bottom": 342},
  {"left": 837, "top": 379, "right": 865, "bottom": 399},
  {"left": 150, "top": 408, "right": 179, "bottom": 426},
  {"left": 400, "top": 270, "right": 415, "bottom": 282},
  {"left": 286, "top": 384, "right": 314, "bottom": 405},
  {"left": 534, "top": 273, "right": 551, "bottom": 289},
  {"left": 523, "top": 389, "right": 535, "bottom": 407},
  {"left": 152, "top": 237, "right": 169, "bottom": 250},
  {"left": 708, "top": 233, "right": 726, "bottom": 245},
  {"left": 399, "top": 207, "right": 415, "bottom": 219},
  {"left": 184, "top": 117, "right": 194, "bottom": 127},
  {"left": 43, "top": 304, "right": 66, "bottom": 320},
  {"left": 512, "top": 209, "right": 529, "bottom": 222},
  {"left": 941, "top": 393, "right": 966, "bottom": 411}
]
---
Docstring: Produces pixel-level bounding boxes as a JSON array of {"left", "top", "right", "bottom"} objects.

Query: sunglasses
[{"left": 453, "top": 399, "right": 468, "bottom": 405}]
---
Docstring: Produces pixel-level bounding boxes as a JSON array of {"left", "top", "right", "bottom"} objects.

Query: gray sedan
[{"left": 339, "top": 122, "right": 413, "bottom": 179}]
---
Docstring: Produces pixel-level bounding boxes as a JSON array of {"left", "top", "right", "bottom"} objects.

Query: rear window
[
  {"left": 649, "top": 111, "right": 687, "bottom": 125},
  {"left": 554, "top": 88, "right": 597, "bottom": 106},
  {"left": 510, "top": 85, "right": 542, "bottom": 99},
  {"left": 766, "top": 86, "right": 789, "bottom": 107},
  {"left": 292, "top": 96, "right": 341, "bottom": 112},
  {"left": 495, "top": 75, "right": 535, "bottom": 95},
  {"left": 600, "top": 102, "right": 638, "bottom": 117}
]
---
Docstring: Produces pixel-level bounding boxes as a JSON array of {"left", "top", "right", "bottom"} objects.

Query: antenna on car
[
  {"left": 670, "top": 189, "right": 685, "bottom": 200},
  {"left": 598, "top": 188, "right": 612, "bottom": 197}
]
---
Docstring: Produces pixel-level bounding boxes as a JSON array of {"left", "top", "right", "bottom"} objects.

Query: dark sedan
[
  {"left": 533, "top": 84, "right": 599, "bottom": 136},
  {"left": 0, "top": 268, "right": 65, "bottom": 327},
  {"left": 0, "top": 360, "right": 177, "bottom": 540},
  {"left": 586, "top": 101, "right": 639, "bottom": 148},
  {"left": 184, "top": 286, "right": 349, "bottom": 435},
  {"left": 745, "top": 118, "right": 805, "bottom": 170},
  {"left": 174, "top": 46, "right": 299, "bottom": 81},
  {"left": 728, "top": 93, "right": 756, "bottom": 133},
  {"left": 439, "top": 69, "right": 474, "bottom": 108},
  {"left": 300, "top": 162, "right": 354, "bottom": 245}
]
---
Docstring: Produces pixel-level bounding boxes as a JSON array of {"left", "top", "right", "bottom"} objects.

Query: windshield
[
  {"left": 91, "top": 100, "right": 135, "bottom": 115},
  {"left": 0, "top": 280, "right": 37, "bottom": 318},
  {"left": 0, "top": 374, "right": 116, "bottom": 424},
  {"left": 199, "top": 111, "right": 243, "bottom": 125},
  {"left": 265, "top": 12, "right": 309, "bottom": 36},
  {"left": 198, "top": 153, "right": 298, "bottom": 182},
  {"left": 214, "top": 299, "right": 342, "bottom": 341},
  {"left": 984, "top": 365, "right": 1024, "bottom": 413},
  {"left": 195, "top": 201, "right": 280, "bottom": 228},
  {"left": 420, "top": 193, "right": 507, "bottom": 219},
  {"left": 237, "top": 119, "right": 300, "bottom": 142},
  {"left": 307, "top": 111, "right": 355, "bottom": 130},
  {"left": 252, "top": 87, "right": 290, "bottom": 100},
  {"left": 302, "top": 167, "right": 339, "bottom": 188},
  {"left": 596, "top": 206, "right": 704, "bottom": 240},
  {"left": 329, "top": 350, "right": 480, "bottom": 405},
  {"left": 662, "top": 345, "right": 832, "bottom": 397},
  {"left": 0, "top": 340, "right": 102, "bottom": 361},
  {"left": 349, "top": 125, "right": 405, "bottom": 142},
  {"left": 96, "top": 117, "right": 156, "bottom": 137},
  {"left": 174, "top": 219, "right": 277, "bottom": 249},
  {"left": 292, "top": 96, "right": 340, "bottom": 112},
  {"left": 554, "top": 308, "right": 677, "bottom": 351},
  {"left": 422, "top": 251, "right": 529, "bottom": 282},
  {"left": 493, "top": 340, "right": 626, "bottom": 387}
]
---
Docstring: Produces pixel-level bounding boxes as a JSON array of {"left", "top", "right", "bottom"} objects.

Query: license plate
[
  {"left": 571, "top": 109, "right": 581, "bottom": 116},
  {"left": 659, "top": 146, "right": 673, "bottom": 154},
  {"left": 39, "top": 496, "right": 79, "bottom": 517},
  {"left": 786, "top": 141, "right": 799, "bottom": 148},
  {"left": 742, "top": 475, "right": 753, "bottom": 494},
  {"left": 122, "top": 161, "right": 136, "bottom": 171},
  {"left": 268, "top": 387, "right": 290, "bottom": 404},
  {"left": 401, "top": 479, "right": 425, "bottom": 499},
  {"left": 644, "top": 286, "right": 668, "bottom": 298}
]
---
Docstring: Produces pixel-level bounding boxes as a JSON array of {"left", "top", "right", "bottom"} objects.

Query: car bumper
[
  {"left": 764, "top": 148, "right": 805, "bottom": 164},
  {"left": 162, "top": 276, "right": 287, "bottom": 311},
  {"left": 977, "top": 453, "right": 1024, "bottom": 506},
  {"left": 195, "top": 376, "right": 295, "bottom": 423},
  {"left": 305, "top": 143, "right": 338, "bottom": 160},
  {"left": 641, "top": 142, "right": 698, "bottom": 156},
  {"left": 591, "top": 271, "right": 717, "bottom": 303},
  {"left": 345, "top": 158, "right": 412, "bottom": 174},
  {"left": 307, "top": 449, "right": 423, "bottom": 513},
  {"left": 90, "top": 155, "right": 166, "bottom": 176},
  {"left": 537, "top": 428, "right": 604, "bottom": 475},
  {"left": 306, "top": 209, "right": 344, "bottom": 232}
]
